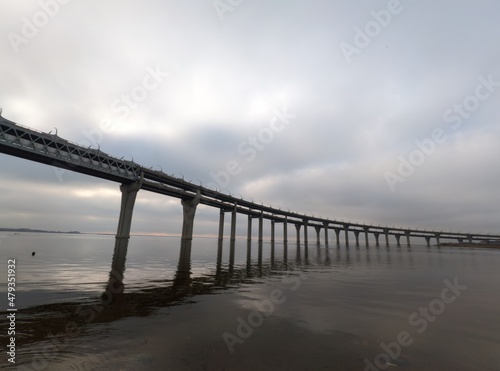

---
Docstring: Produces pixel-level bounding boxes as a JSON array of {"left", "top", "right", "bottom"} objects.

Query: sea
[{"left": 1, "top": 232, "right": 500, "bottom": 370}]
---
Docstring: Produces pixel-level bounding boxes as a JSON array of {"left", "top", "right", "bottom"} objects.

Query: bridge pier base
[
  {"left": 258, "top": 213, "right": 264, "bottom": 243},
  {"left": 230, "top": 206, "right": 237, "bottom": 243},
  {"left": 435, "top": 233, "right": 441, "bottom": 246},
  {"left": 284, "top": 217, "right": 288, "bottom": 243},
  {"left": 247, "top": 215, "right": 252, "bottom": 242},
  {"left": 425, "top": 236, "right": 431, "bottom": 247},
  {"left": 334, "top": 228, "right": 341, "bottom": 245},
  {"left": 173, "top": 239, "right": 192, "bottom": 288},
  {"left": 295, "top": 224, "right": 301, "bottom": 244},
  {"left": 354, "top": 231, "right": 360, "bottom": 246},
  {"left": 181, "top": 190, "right": 201, "bottom": 241},
  {"left": 374, "top": 232, "right": 380, "bottom": 246},
  {"left": 315, "top": 226, "right": 322, "bottom": 245},
  {"left": 111, "top": 182, "right": 141, "bottom": 294},
  {"left": 303, "top": 219, "right": 308, "bottom": 246},
  {"left": 405, "top": 232, "right": 411, "bottom": 247},
  {"left": 218, "top": 209, "right": 225, "bottom": 241},
  {"left": 323, "top": 222, "right": 329, "bottom": 246},
  {"left": 395, "top": 234, "right": 401, "bottom": 247}
]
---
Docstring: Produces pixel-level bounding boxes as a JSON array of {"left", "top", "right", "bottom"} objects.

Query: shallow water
[{"left": 1, "top": 232, "right": 500, "bottom": 370}]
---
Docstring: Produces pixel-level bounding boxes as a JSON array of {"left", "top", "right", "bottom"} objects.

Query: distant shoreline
[{"left": 0, "top": 228, "right": 81, "bottom": 234}]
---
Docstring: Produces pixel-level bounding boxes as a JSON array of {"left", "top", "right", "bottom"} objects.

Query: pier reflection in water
[{"left": 1, "top": 233, "right": 500, "bottom": 370}]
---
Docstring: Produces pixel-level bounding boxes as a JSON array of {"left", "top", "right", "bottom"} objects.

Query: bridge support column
[
  {"left": 181, "top": 190, "right": 201, "bottom": 241},
  {"left": 458, "top": 238, "right": 464, "bottom": 243},
  {"left": 467, "top": 235, "right": 473, "bottom": 244},
  {"left": 315, "top": 226, "right": 322, "bottom": 245},
  {"left": 295, "top": 224, "right": 301, "bottom": 244},
  {"left": 363, "top": 227, "right": 369, "bottom": 246},
  {"left": 425, "top": 236, "right": 431, "bottom": 246},
  {"left": 230, "top": 206, "right": 237, "bottom": 243},
  {"left": 173, "top": 239, "right": 192, "bottom": 288},
  {"left": 247, "top": 215, "right": 252, "bottom": 241},
  {"left": 115, "top": 182, "right": 141, "bottom": 241},
  {"left": 271, "top": 220, "right": 275, "bottom": 243},
  {"left": 354, "top": 231, "right": 360, "bottom": 246},
  {"left": 374, "top": 232, "right": 380, "bottom": 246},
  {"left": 303, "top": 219, "right": 308, "bottom": 246},
  {"left": 218, "top": 209, "right": 225, "bottom": 241},
  {"left": 395, "top": 234, "right": 401, "bottom": 247},
  {"left": 258, "top": 213, "right": 264, "bottom": 243},
  {"left": 384, "top": 229, "right": 389, "bottom": 247},
  {"left": 435, "top": 233, "right": 441, "bottom": 246},
  {"left": 323, "top": 222, "right": 329, "bottom": 246},
  {"left": 344, "top": 225, "right": 350, "bottom": 246},
  {"left": 334, "top": 228, "right": 341, "bottom": 245},
  {"left": 405, "top": 231, "right": 411, "bottom": 247},
  {"left": 284, "top": 217, "right": 288, "bottom": 243}
]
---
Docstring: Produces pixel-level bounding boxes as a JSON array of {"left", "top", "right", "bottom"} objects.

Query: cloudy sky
[{"left": 1, "top": 0, "right": 499, "bottom": 236}]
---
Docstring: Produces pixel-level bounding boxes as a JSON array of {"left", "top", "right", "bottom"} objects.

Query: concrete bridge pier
[
  {"left": 218, "top": 209, "right": 225, "bottom": 241},
  {"left": 354, "top": 230, "right": 360, "bottom": 246},
  {"left": 373, "top": 232, "right": 380, "bottom": 246},
  {"left": 115, "top": 182, "right": 141, "bottom": 242},
  {"left": 435, "top": 233, "right": 441, "bottom": 246},
  {"left": 271, "top": 220, "right": 275, "bottom": 243},
  {"left": 303, "top": 219, "right": 308, "bottom": 246},
  {"left": 180, "top": 190, "right": 201, "bottom": 241},
  {"left": 258, "top": 213, "right": 264, "bottom": 243},
  {"left": 334, "top": 228, "right": 341, "bottom": 245},
  {"left": 323, "top": 222, "right": 329, "bottom": 246},
  {"left": 384, "top": 229, "right": 389, "bottom": 247},
  {"left": 425, "top": 236, "right": 431, "bottom": 247},
  {"left": 230, "top": 206, "right": 237, "bottom": 243},
  {"left": 457, "top": 238, "right": 464, "bottom": 243},
  {"left": 315, "top": 225, "right": 322, "bottom": 245},
  {"left": 216, "top": 239, "right": 223, "bottom": 276},
  {"left": 284, "top": 217, "right": 288, "bottom": 243},
  {"left": 405, "top": 231, "right": 411, "bottom": 247},
  {"left": 247, "top": 215, "right": 252, "bottom": 241},
  {"left": 295, "top": 224, "right": 301, "bottom": 244},
  {"left": 344, "top": 225, "right": 350, "bottom": 246},
  {"left": 467, "top": 235, "right": 473, "bottom": 243},
  {"left": 173, "top": 239, "right": 192, "bottom": 288},
  {"left": 364, "top": 227, "right": 369, "bottom": 247},
  {"left": 395, "top": 234, "right": 401, "bottom": 247}
]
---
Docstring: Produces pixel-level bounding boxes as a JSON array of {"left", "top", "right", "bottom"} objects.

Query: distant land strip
[{"left": 0, "top": 228, "right": 81, "bottom": 234}]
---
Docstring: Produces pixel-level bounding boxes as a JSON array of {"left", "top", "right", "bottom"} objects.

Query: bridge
[{"left": 1, "top": 111, "right": 499, "bottom": 254}]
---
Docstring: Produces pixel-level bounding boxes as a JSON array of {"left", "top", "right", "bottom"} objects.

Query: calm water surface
[{"left": 1, "top": 232, "right": 500, "bottom": 370}]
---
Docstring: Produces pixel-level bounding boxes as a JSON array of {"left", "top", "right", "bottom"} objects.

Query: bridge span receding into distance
[{"left": 1, "top": 111, "right": 499, "bottom": 250}]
